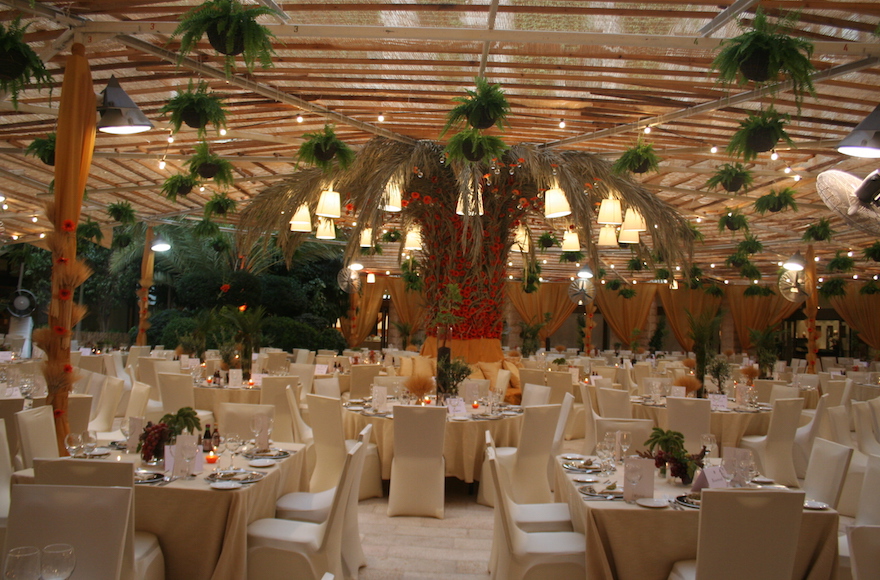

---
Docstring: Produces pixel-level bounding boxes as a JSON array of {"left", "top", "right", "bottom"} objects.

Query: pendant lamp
[
  {"left": 621, "top": 208, "right": 647, "bottom": 231},
  {"left": 316, "top": 188, "right": 341, "bottom": 218},
  {"left": 561, "top": 230, "right": 580, "bottom": 251},
  {"left": 384, "top": 180, "right": 402, "bottom": 211},
  {"left": 598, "top": 225, "right": 618, "bottom": 246},
  {"left": 544, "top": 186, "right": 571, "bottom": 218},
  {"left": 597, "top": 198, "right": 622, "bottom": 225},
  {"left": 359, "top": 228, "right": 373, "bottom": 247},
  {"left": 288, "top": 205, "right": 311, "bottom": 232},
  {"left": 404, "top": 228, "right": 422, "bottom": 250},
  {"left": 315, "top": 218, "right": 336, "bottom": 239},
  {"left": 618, "top": 228, "right": 639, "bottom": 244}
]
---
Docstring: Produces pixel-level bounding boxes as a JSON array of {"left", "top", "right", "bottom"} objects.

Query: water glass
[
  {"left": 250, "top": 415, "right": 264, "bottom": 444},
  {"left": 721, "top": 456, "right": 737, "bottom": 487},
  {"left": 64, "top": 433, "right": 82, "bottom": 458},
  {"left": 81, "top": 430, "right": 98, "bottom": 456},
  {"left": 119, "top": 418, "right": 131, "bottom": 442},
  {"left": 4, "top": 546, "right": 40, "bottom": 579},
  {"left": 180, "top": 439, "right": 199, "bottom": 480},
  {"left": 700, "top": 433, "right": 717, "bottom": 457},
  {"left": 624, "top": 463, "right": 642, "bottom": 503},
  {"left": 40, "top": 544, "right": 75, "bottom": 580},
  {"left": 619, "top": 431, "right": 632, "bottom": 460},
  {"left": 225, "top": 433, "right": 241, "bottom": 469}
]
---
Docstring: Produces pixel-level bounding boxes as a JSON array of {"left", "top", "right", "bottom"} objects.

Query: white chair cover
[
  {"left": 853, "top": 401, "right": 880, "bottom": 456},
  {"left": 388, "top": 406, "right": 447, "bottom": 518},
  {"left": 740, "top": 398, "right": 804, "bottom": 487},
  {"left": 578, "top": 384, "right": 599, "bottom": 455},
  {"left": 289, "top": 363, "right": 317, "bottom": 399},
  {"left": 88, "top": 376, "right": 124, "bottom": 432},
  {"left": 0, "top": 419, "right": 13, "bottom": 553},
  {"left": 125, "top": 381, "right": 153, "bottom": 419},
  {"left": 218, "top": 403, "right": 275, "bottom": 443},
  {"left": 597, "top": 387, "right": 632, "bottom": 418},
  {"left": 5, "top": 484, "right": 131, "bottom": 580},
  {"left": 349, "top": 365, "right": 382, "bottom": 400},
  {"left": 848, "top": 526, "right": 880, "bottom": 580},
  {"left": 314, "top": 376, "right": 342, "bottom": 399},
  {"left": 793, "top": 393, "right": 829, "bottom": 479},
  {"left": 259, "top": 377, "right": 296, "bottom": 443},
  {"left": 595, "top": 418, "right": 654, "bottom": 454},
  {"left": 518, "top": 368, "right": 545, "bottom": 387},
  {"left": 667, "top": 489, "right": 804, "bottom": 580},
  {"left": 825, "top": 405, "right": 853, "bottom": 445},
  {"left": 264, "top": 351, "right": 291, "bottom": 374},
  {"left": 508, "top": 404, "right": 560, "bottom": 504},
  {"left": 548, "top": 393, "right": 574, "bottom": 491},
  {"left": 797, "top": 374, "right": 820, "bottom": 390},
  {"left": 545, "top": 371, "right": 573, "bottom": 404},
  {"left": 0, "top": 399, "right": 24, "bottom": 466},
  {"left": 770, "top": 384, "right": 800, "bottom": 404},
  {"left": 802, "top": 438, "right": 852, "bottom": 509},
  {"left": 521, "top": 383, "right": 550, "bottom": 407},
  {"left": 157, "top": 372, "right": 214, "bottom": 426},
  {"left": 666, "top": 397, "right": 711, "bottom": 454},
  {"left": 15, "top": 406, "right": 58, "bottom": 469}
]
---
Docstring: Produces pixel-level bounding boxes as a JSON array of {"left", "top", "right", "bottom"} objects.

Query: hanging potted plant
[
  {"left": 740, "top": 263, "right": 762, "bottom": 280},
  {"left": 717, "top": 208, "right": 749, "bottom": 233},
  {"left": 192, "top": 218, "right": 220, "bottom": 238},
  {"left": 744, "top": 285, "right": 774, "bottom": 297},
  {"left": 725, "top": 251, "right": 750, "bottom": 268},
  {"left": 737, "top": 234, "right": 763, "bottom": 255},
  {"left": 619, "top": 287, "right": 637, "bottom": 299},
  {"left": 0, "top": 17, "right": 52, "bottom": 108},
  {"left": 298, "top": 124, "right": 356, "bottom": 171},
  {"left": 204, "top": 192, "right": 237, "bottom": 218},
  {"left": 76, "top": 218, "right": 104, "bottom": 244},
  {"left": 655, "top": 267, "right": 671, "bottom": 281},
  {"left": 612, "top": 141, "right": 661, "bottom": 175},
  {"left": 863, "top": 241, "right": 880, "bottom": 263},
  {"left": 158, "top": 80, "right": 227, "bottom": 138},
  {"left": 705, "top": 162, "right": 753, "bottom": 193},
  {"left": 827, "top": 250, "right": 855, "bottom": 273},
  {"left": 802, "top": 218, "right": 834, "bottom": 242},
  {"left": 559, "top": 251, "right": 584, "bottom": 263},
  {"left": 627, "top": 257, "right": 645, "bottom": 271},
  {"left": 173, "top": 0, "right": 276, "bottom": 77},
  {"left": 211, "top": 235, "right": 231, "bottom": 253},
  {"left": 441, "top": 76, "right": 511, "bottom": 135},
  {"left": 537, "top": 231, "right": 559, "bottom": 250},
  {"left": 112, "top": 229, "right": 133, "bottom": 249},
  {"left": 605, "top": 278, "right": 624, "bottom": 291},
  {"left": 186, "top": 142, "right": 235, "bottom": 187},
  {"left": 819, "top": 277, "right": 847, "bottom": 299},
  {"left": 754, "top": 187, "right": 798, "bottom": 214},
  {"left": 522, "top": 260, "right": 541, "bottom": 293},
  {"left": 445, "top": 127, "right": 507, "bottom": 163},
  {"left": 727, "top": 108, "right": 793, "bottom": 161},
  {"left": 106, "top": 201, "right": 136, "bottom": 225},
  {"left": 161, "top": 174, "right": 201, "bottom": 202},
  {"left": 24, "top": 132, "right": 56, "bottom": 166},
  {"left": 711, "top": 8, "right": 815, "bottom": 109},
  {"left": 380, "top": 229, "right": 402, "bottom": 243}
]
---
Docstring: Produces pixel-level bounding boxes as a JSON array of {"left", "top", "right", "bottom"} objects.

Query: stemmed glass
[
  {"left": 225, "top": 433, "right": 241, "bottom": 470},
  {"left": 81, "top": 430, "right": 98, "bottom": 456},
  {"left": 700, "top": 433, "right": 717, "bottom": 458},
  {"left": 618, "top": 431, "right": 632, "bottom": 461},
  {"left": 180, "top": 439, "right": 199, "bottom": 480},
  {"left": 213, "top": 436, "right": 227, "bottom": 471},
  {"left": 624, "top": 463, "right": 642, "bottom": 504},
  {"left": 250, "top": 415, "right": 264, "bottom": 446},
  {"left": 4, "top": 546, "right": 40, "bottom": 579},
  {"left": 264, "top": 417, "right": 274, "bottom": 444},
  {"left": 721, "top": 456, "right": 737, "bottom": 487},
  {"left": 119, "top": 418, "right": 131, "bottom": 451},
  {"left": 596, "top": 443, "right": 613, "bottom": 477},
  {"left": 18, "top": 375, "right": 34, "bottom": 410},
  {"left": 604, "top": 432, "right": 618, "bottom": 467},
  {"left": 64, "top": 433, "right": 82, "bottom": 458},
  {"left": 40, "top": 544, "right": 75, "bottom": 580}
]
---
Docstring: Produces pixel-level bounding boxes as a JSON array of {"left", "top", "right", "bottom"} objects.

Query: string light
[
  {"left": 31, "top": 216, "right": 37, "bottom": 223},
  {"left": 377, "top": 113, "right": 385, "bottom": 123},
  {"left": 710, "top": 145, "right": 718, "bottom": 154},
  {"left": 296, "top": 114, "right": 304, "bottom": 123},
  {"left": 770, "top": 151, "right": 779, "bottom": 161},
  {"left": 199, "top": 186, "right": 205, "bottom": 192},
  {"left": 643, "top": 126, "right": 651, "bottom": 134},
  {"left": 158, "top": 159, "right": 166, "bottom": 170},
  {"left": 793, "top": 174, "right": 802, "bottom": 182},
  {"left": 219, "top": 128, "right": 227, "bottom": 136},
  {"left": 784, "top": 166, "right": 791, "bottom": 174},
  {"left": 167, "top": 135, "right": 174, "bottom": 144},
  {"left": 558, "top": 119, "right": 566, "bottom": 129}
]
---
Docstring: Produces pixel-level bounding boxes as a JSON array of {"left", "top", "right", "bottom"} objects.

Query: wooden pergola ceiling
[{"left": 0, "top": 0, "right": 879, "bottom": 284}]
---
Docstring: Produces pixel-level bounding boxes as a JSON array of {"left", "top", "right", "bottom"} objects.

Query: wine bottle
[
  {"left": 212, "top": 425, "right": 220, "bottom": 449},
  {"left": 203, "top": 424, "right": 213, "bottom": 452}
]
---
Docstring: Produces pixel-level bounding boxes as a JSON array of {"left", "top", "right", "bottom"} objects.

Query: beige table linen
[
  {"left": 194, "top": 385, "right": 261, "bottom": 414},
  {"left": 554, "top": 459, "right": 839, "bottom": 580},
  {"left": 633, "top": 402, "right": 770, "bottom": 449},
  {"left": 343, "top": 406, "right": 522, "bottom": 482},
  {"left": 854, "top": 382, "right": 880, "bottom": 402},
  {"left": 14, "top": 442, "right": 305, "bottom": 580}
]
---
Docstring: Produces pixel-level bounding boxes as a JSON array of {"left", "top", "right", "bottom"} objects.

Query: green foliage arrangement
[
  {"left": 717, "top": 208, "right": 749, "bottom": 233},
  {"left": 192, "top": 218, "right": 220, "bottom": 238},
  {"left": 640, "top": 427, "right": 706, "bottom": 483},
  {"left": 704, "top": 284, "right": 724, "bottom": 297},
  {"left": 706, "top": 355, "right": 732, "bottom": 391},
  {"left": 740, "top": 263, "right": 762, "bottom": 280},
  {"left": 518, "top": 313, "right": 550, "bottom": 358},
  {"left": 648, "top": 318, "right": 667, "bottom": 353},
  {"left": 725, "top": 251, "right": 750, "bottom": 268},
  {"left": 222, "top": 304, "right": 265, "bottom": 379},
  {"left": 436, "top": 356, "right": 472, "bottom": 397},
  {"left": 204, "top": 192, "right": 237, "bottom": 218},
  {"left": 627, "top": 258, "right": 645, "bottom": 271},
  {"left": 744, "top": 284, "right": 774, "bottom": 297},
  {"left": 802, "top": 218, "right": 834, "bottom": 242},
  {"left": 737, "top": 234, "right": 763, "bottom": 255},
  {"left": 186, "top": 142, "right": 235, "bottom": 188},
  {"left": 655, "top": 268, "right": 671, "bottom": 281},
  {"left": 705, "top": 162, "right": 753, "bottom": 192},
  {"left": 612, "top": 141, "right": 661, "bottom": 175},
  {"left": 605, "top": 278, "right": 623, "bottom": 291},
  {"left": 159, "top": 407, "right": 202, "bottom": 440},
  {"left": 726, "top": 108, "right": 793, "bottom": 161},
  {"left": 863, "top": 241, "right": 880, "bottom": 263},
  {"left": 538, "top": 231, "right": 559, "bottom": 250},
  {"left": 687, "top": 308, "right": 723, "bottom": 392},
  {"left": 619, "top": 287, "right": 637, "bottom": 299},
  {"left": 161, "top": 174, "right": 201, "bottom": 202},
  {"left": 444, "top": 127, "right": 507, "bottom": 164},
  {"left": 400, "top": 257, "right": 423, "bottom": 292},
  {"left": 754, "top": 187, "right": 798, "bottom": 214},
  {"left": 173, "top": 0, "right": 276, "bottom": 77},
  {"left": 380, "top": 229, "right": 401, "bottom": 243},
  {"left": 441, "top": 76, "right": 511, "bottom": 135},
  {"left": 827, "top": 250, "right": 855, "bottom": 273},
  {"left": 0, "top": 17, "right": 52, "bottom": 108},
  {"left": 24, "top": 132, "right": 55, "bottom": 166},
  {"left": 298, "top": 124, "right": 356, "bottom": 171},
  {"left": 819, "top": 277, "right": 847, "bottom": 299},
  {"left": 860, "top": 281, "right": 880, "bottom": 295},
  {"left": 686, "top": 221, "right": 705, "bottom": 243},
  {"left": 559, "top": 251, "right": 584, "bottom": 263},
  {"left": 107, "top": 201, "right": 136, "bottom": 224},
  {"left": 158, "top": 80, "right": 228, "bottom": 138},
  {"left": 749, "top": 326, "right": 780, "bottom": 378},
  {"left": 76, "top": 218, "right": 104, "bottom": 243},
  {"left": 523, "top": 260, "right": 541, "bottom": 294}
]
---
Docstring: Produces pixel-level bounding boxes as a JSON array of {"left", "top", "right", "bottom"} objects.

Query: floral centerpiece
[
  {"left": 137, "top": 407, "right": 201, "bottom": 463},
  {"left": 640, "top": 427, "right": 707, "bottom": 484},
  {"left": 739, "top": 365, "right": 759, "bottom": 386},
  {"left": 436, "top": 356, "right": 472, "bottom": 400}
]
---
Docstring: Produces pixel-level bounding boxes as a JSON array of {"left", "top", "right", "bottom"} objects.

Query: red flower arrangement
[
  {"left": 63, "top": 364, "right": 74, "bottom": 373},
  {"left": 53, "top": 326, "right": 66, "bottom": 335},
  {"left": 62, "top": 220, "right": 76, "bottom": 232},
  {"left": 58, "top": 288, "right": 72, "bottom": 300},
  {"left": 56, "top": 257, "right": 68, "bottom": 264},
  {"left": 220, "top": 284, "right": 231, "bottom": 293},
  {"left": 53, "top": 409, "right": 65, "bottom": 418}
]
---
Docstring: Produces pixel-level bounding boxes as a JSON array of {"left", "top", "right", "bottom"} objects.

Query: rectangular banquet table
[
  {"left": 554, "top": 457, "right": 839, "bottom": 580},
  {"left": 343, "top": 404, "right": 522, "bottom": 482},
  {"left": 13, "top": 442, "right": 305, "bottom": 580}
]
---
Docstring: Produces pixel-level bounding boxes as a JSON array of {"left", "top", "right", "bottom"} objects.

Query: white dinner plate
[
  {"left": 804, "top": 500, "right": 830, "bottom": 510},
  {"left": 562, "top": 454, "right": 586, "bottom": 461},
  {"left": 501, "top": 411, "right": 518, "bottom": 416},
  {"left": 636, "top": 498, "right": 669, "bottom": 509},
  {"left": 752, "top": 476, "right": 774, "bottom": 484},
  {"left": 347, "top": 405, "right": 364, "bottom": 411},
  {"left": 248, "top": 459, "right": 276, "bottom": 468},
  {"left": 85, "top": 447, "right": 111, "bottom": 458},
  {"left": 572, "top": 476, "right": 599, "bottom": 484},
  {"left": 449, "top": 416, "right": 469, "bottom": 421},
  {"left": 349, "top": 398, "right": 364, "bottom": 404},
  {"left": 210, "top": 481, "right": 243, "bottom": 490}
]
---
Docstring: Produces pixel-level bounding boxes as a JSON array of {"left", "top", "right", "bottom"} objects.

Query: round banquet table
[
  {"left": 633, "top": 400, "right": 771, "bottom": 449},
  {"left": 342, "top": 405, "right": 523, "bottom": 482},
  {"left": 194, "top": 385, "right": 261, "bottom": 415}
]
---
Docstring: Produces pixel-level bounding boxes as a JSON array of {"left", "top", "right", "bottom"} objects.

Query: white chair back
[
  {"left": 595, "top": 418, "right": 654, "bottom": 453},
  {"left": 545, "top": 371, "right": 573, "bottom": 404},
  {"left": 796, "top": 374, "right": 820, "bottom": 389},
  {"left": 825, "top": 405, "right": 852, "bottom": 445},
  {"left": 0, "top": 419, "right": 13, "bottom": 519},
  {"left": 350, "top": 365, "right": 382, "bottom": 400},
  {"left": 521, "top": 383, "right": 550, "bottom": 407},
  {"left": 85, "top": 371, "right": 106, "bottom": 420},
  {"left": 157, "top": 372, "right": 196, "bottom": 413},
  {"left": 592, "top": 366, "right": 617, "bottom": 381},
  {"left": 856, "top": 455, "right": 880, "bottom": 526},
  {"left": 314, "top": 376, "right": 342, "bottom": 399},
  {"left": 761, "top": 398, "right": 805, "bottom": 487},
  {"left": 125, "top": 381, "right": 152, "bottom": 419},
  {"left": 518, "top": 368, "right": 545, "bottom": 386},
  {"left": 825, "top": 380, "right": 847, "bottom": 407},
  {"left": 289, "top": 363, "right": 316, "bottom": 399},
  {"left": 15, "top": 406, "right": 58, "bottom": 469},
  {"left": 853, "top": 401, "right": 880, "bottom": 456},
  {"left": 78, "top": 354, "right": 105, "bottom": 374},
  {"left": 285, "top": 386, "right": 313, "bottom": 444},
  {"left": 388, "top": 406, "right": 447, "bottom": 518},
  {"left": 495, "top": 369, "right": 512, "bottom": 397},
  {"left": 264, "top": 351, "right": 290, "bottom": 374},
  {"left": 794, "top": 393, "right": 829, "bottom": 479},
  {"left": 666, "top": 396, "right": 711, "bottom": 454},
  {"left": 596, "top": 387, "right": 631, "bottom": 418},
  {"left": 88, "top": 376, "right": 124, "bottom": 432},
  {"left": 218, "top": 403, "right": 275, "bottom": 442},
  {"left": 259, "top": 377, "right": 295, "bottom": 442},
  {"left": 769, "top": 384, "right": 800, "bottom": 404},
  {"left": 578, "top": 384, "right": 599, "bottom": 455},
  {"left": 67, "top": 394, "right": 93, "bottom": 435},
  {"left": 802, "top": 438, "right": 853, "bottom": 509},
  {"left": 848, "top": 525, "right": 880, "bottom": 580},
  {"left": 509, "top": 404, "right": 560, "bottom": 504},
  {"left": 0, "top": 399, "right": 24, "bottom": 464},
  {"left": 307, "top": 394, "right": 348, "bottom": 492}
]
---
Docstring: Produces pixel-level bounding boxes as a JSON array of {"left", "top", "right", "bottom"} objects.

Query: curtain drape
[
  {"left": 387, "top": 277, "right": 426, "bottom": 332},
  {"left": 804, "top": 245, "right": 820, "bottom": 373},
  {"left": 726, "top": 285, "right": 801, "bottom": 350},
  {"left": 593, "top": 284, "right": 657, "bottom": 348},
  {"left": 505, "top": 282, "right": 577, "bottom": 341},
  {"left": 656, "top": 286, "right": 723, "bottom": 351},
  {"left": 420, "top": 336, "right": 504, "bottom": 363},
  {"left": 339, "top": 277, "right": 388, "bottom": 348},
  {"left": 829, "top": 282, "right": 880, "bottom": 350}
]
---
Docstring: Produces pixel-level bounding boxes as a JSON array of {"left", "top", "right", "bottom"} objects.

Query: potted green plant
[
  {"left": 441, "top": 76, "right": 511, "bottom": 135},
  {"left": 740, "top": 263, "right": 761, "bottom": 280},
  {"left": 161, "top": 174, "right": 201, "bottom": 202},
  {"left": 704, "top": 284, "right": 724, "bottom": 297},
  {"left": 705, "top": 162, "right": 753, "bottom": 193},
  {"left": 380, "top": 229, "right": 402, "bottom": 243},
  {"left": 435, "top": 356, "right": 472, "bottom": 400},
  {"left": 523, "top": 260, "right": 541, "bottom": 293},
  {"left": 173, "top": 0, "right": 276, "bottom": 76},
  {"left": 210, "top": 235, "right": 230, "bottom": 253},
  {"left": 725, "top": 251, "right": 750, "bottom": 268},
  {"left": 641, "top": 427, "right": 706, "bottom": 483},
  {"left": 444, "top": 127, "right": 507, "bottom": 163},
  {"left": 627, "top": 257, "right": 645, "bottom": 271},
  {"left": 754, "top": 187, "right": 798, "bottom": 214},
  {"left": 864, "top": 241, "right": 880, "bottom": 263},
  {"left": 106, "top": 201, "right": 136, "bottom": 224},
  {"left": 612, "top": 141, "right": 661, "bottom": 175},
  {"left": 655, "top": 267, "right": 671, "bottom": 281},
  {"left": 204, "top": 192, "right": 237, "bottom": 217},
  {"left": 706, "top": 355, "right": 731, "bottom": 392},
  {"left": 802, "top": 218, "right": 834, "bottom": 242},
  {"left": 559, "top": 251, "right": 584, "bottom": 263},
  {"left": 619, "top": 287, "right": 637, "bottom": 299},
  {"left": 860, "top": 280, "right": 880, "bottom": 295},
  {"left": 712, "top": 8, "right": 815, "bottom": 109},
  {"left": 827, "top": 250, "right": 855, "bottom": 273},
  {"left": 222, "top": 304, "right": 265, "bottom": 379},
  {"left": 819, "top": 277, "right": 847, "bottom": 298},
  {"left": 605, "top": 278, "right": 623, "bottom": 291},
  {"left": 401, "top": 257, "right": 423, "bottom": 292},
  {"left": 112, "top": 229, "right": 133, "bottom": 250},
  {"left": 518, "top": 313, "right": 550, "bottom": 358},
  {"left": 686, "top": 221, "right": 705, "bottom": 243},
  {"left": 686, "top": 309, "right": 723, "bottom": 396},
  {"left": 193, "top": 218, "right": 220, "bottom": 238},
  {"left": 749, "top": 326, "right": 779, "bottom": 378},
  {"left": 726, "top": 108, "right": 793, "bottom": 161},
  {"left": 76, "top": 218, "right": 104, "bottom": 244},
  {"left": 186, "top": 142, "right": 235, "bottom": 187},
  {"left": 158, "top": 80, "right": 228, "bottom": 138},
  {"left": 298, "top": 124, "right": 356, "bottom": 171},
  {"left": 744, "top": 284, "right": 774, "bottom": 297},
  {"left": 717, "top": 208, "right": 749, "bottom": 233},
  {"left": 24, "top": 132, "right": 55, "bottom": 166},
  {"left": 737, "top": 234, "right": 763, "bottom": 255},
  {"left": 538, "top": 231, "right": 559, "bottom": 250},
  {"left": 0, "top": 17, "right": 52, "bottom": 108}
]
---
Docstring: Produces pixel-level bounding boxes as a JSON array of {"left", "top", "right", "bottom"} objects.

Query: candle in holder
[
  {"left": 206, "top": 376, "right": 213, "bottom": 384},
  {"left": 248, "top": 379, "right": 255, "bottom": 387},
  {"left": 205, "top": 451, "right": 218, "bottom": 464},
  {"left": 472, "top": 401, "right": 480, "bottom": 409},
  {"left": 424, "top": 396, "right": 431, "bottom": 405}
]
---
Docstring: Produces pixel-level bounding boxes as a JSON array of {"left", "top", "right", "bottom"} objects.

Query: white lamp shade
[
  {"left": 544, "top": 187, "right": 571, "bottom": 218},
  {"left": 316, "top": 188, "right": 341, "bottom": 218},
  {"left": 618, "top": 228, "right": 639, "bottom": 244},
  {"left": 384, "top": 181, "right": 402, "bottom": 212},
  {"left": 598, "top": 225, "right": 618, "bottom": 246},
  {"left": 359, "top": 228, "right": 373, "bottom": 247},
  {"left": 514, "top": 225, "right": 530, "bottom": 252},
  {"left": 315, "top": 218, "right": 336, "bottom": 239},
  {"left": 597, "top": 198, "right": 622, "bottom": 225},
  {"left": 404, "top": 228, "right": 422, "bottom": 250},
  {"left": 288, "top": 204, "right": 312, "bottom": 232},
  {"left": 621, "top": 208, "right": 647, "bottom": 231},
  {"left": 561, "top": 230, "right": 580, "bottom": 251},
  {"left": 366, "top": 273, "right": 376, "bottom": 284}
]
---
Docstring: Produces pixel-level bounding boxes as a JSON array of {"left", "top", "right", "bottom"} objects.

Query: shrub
[
  {"left": 261, "top": 317, "right": 318, "bottom": 352},
  {"left": 161, "top": 316, "right": 197, "bottom": 348}
]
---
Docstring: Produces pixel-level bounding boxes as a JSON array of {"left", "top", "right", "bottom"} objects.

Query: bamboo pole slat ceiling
[{"left": 0, "top": 0, "right": 879, "bottom": 284}]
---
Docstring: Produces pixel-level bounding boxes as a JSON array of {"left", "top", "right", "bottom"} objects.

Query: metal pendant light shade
[
  {"left": 96, "top": 76, "right": 154, "bottom": 135},
  {"left": 838, "top": 104, "right": 880, "bottom": 158}
]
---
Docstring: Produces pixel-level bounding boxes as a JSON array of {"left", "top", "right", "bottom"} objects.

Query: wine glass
[
  {"left": 180, "top": 439, "right": 199, "bottom": 480},
  {"left": 40, "top": 544, "right": 75, "bottom": 580},
  {"left": 700, "top": 433, "right": 717, "bottom": 458},
  {"left": 4, "top": 546, "right": 40, "bottom": 579},
  {"left": 81, "top": 430, "right": 98, "bottom": 456},
  {"left": 225, "top": 433, "right": 241, "bottom": 470},
  {"left": 619, "top": 431, "right": 632, "bottom": 460},
  {"left": 64, "top": 433, "right": 82, "bottom": 458},
  {"left": 213, "top": 436, "right": 227, "bottom": 471},
  {"left": 721, "top": 456, "right": 737, "bottom": 487},
  {"left": 250, "top": 415, "right": 264, "bottom": 445},
  {"left": 264, "top": 416, "right": 274, "bottom": 443},
  {"left": 624, "top": 463, "right": 642, "bottom": 504}
]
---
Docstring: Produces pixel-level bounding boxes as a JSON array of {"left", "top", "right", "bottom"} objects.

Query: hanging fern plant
[
  {"left": 24, "top": 132, "right": 56, "bottom": 166},
  {"left": 107, "top": 201, "right": 136, "bottom": 225},
  {"left": 726, "top": 108, "right": 793, "bottom": 161},
  {"left": 802, "top": 218, "right": 834, "bottom": 242},
  {"left": 619, "top": 287, "right": 637, "bottom": 299},
  {"left": 627, "top": 258, "right": 645, "bottom": 271},
  {"left": 161, "top": 174, "right": 201, "bottom": 202},
  {"left": 754, "top": 187, "right": 798, "bottom": 215},
  {"left": 605, "top": 278, "right": 623, "bottom": 291},
  {"left": 158, "top": 79, "right": 228, "bottom": 138},
  {"left": 76, "top": 218, "right": 104, "bottom": 243},
  {"left": 441, "top": 76, "right": 511, "bottom": 135},
  {"left": 705, "top": 162, "right": 753, "bottom": 193},
  {"left": 401, "top": 257, "right": 423, "bottom": 292},
  {"left": 186, "top": 142, "right": 235, "bottom": 188},
  {"left": 737, "top": 234, "right": 763, "bottom": 255},
  {"left": 0, "top": 17, "right": 52, "bottom": 108},
  {"left": 204, "top": 192, "right": 237, "bottom": 218},
  {"left": 827, "top": 250, "right": 855, "bottom": 273},
  {"left": 523, "top": 260, "right": 541, "bottom": 294},
  {"left": 864, "top": 241, "right": 880, "bottom": 263},
  {"left": 380, "top": 229, "right": 402, "bottom": 243},
  {"left": 612, "top": 141, "right": 661, "bottom": 175},
  {"left": 538, "top": 231, "right": 559, "bottom": 250},
  {"left": 445, "top": 127, "right": 507, "bottom": 164},
  {"left": 740, "top": 262, "right": 762, "bottom": 280},
  {"left": 704, "top": 284, "right": 724, "bottom": 297},
  {"left": 655, "top": 268, "right": 671, "bottom": 281},
  {"left": 559, "top": 251, "right": 584, "bottom": 263},
  {"left": 717, "top": 208, "right": 749, "bottom": 233},
  {"left": 298, "top": 124, "right": 356, "bottom": 171},
  {"left": 744, "top": 284, "right": 775, "bottom": 297},
  {"left": 819, "top": 277, "right": 847, "bottom": 298},
  {"left": 725, "top": 252, "right": 750, "bottom": 268},
  {"left": 192, "top": 218, "right": 220, "bottom": 238},
  {"left": 860, "top": 280, "right": 880, "bottom": 295}
]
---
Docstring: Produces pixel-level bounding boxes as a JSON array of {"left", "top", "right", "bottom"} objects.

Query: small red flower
[
  {"left": 411, "top": 192, "right": 420, "bottom": 199},
  {"left": 62, "top": 220, "right": 76, "bottom": 232},
  {"left": 63, "top": 364, "right": 74, "bottom": 373},
  {"left": 401, "top": 200, "right": 409, "bottom": 208},
  {"left": 58, "top": 288, "right": 72, "bottom": 300},
  {"left": 345, "top": 203, "right": 354, "bottom": 212},
  {"left": 56, "top": 257, "right": 69, "bottom": 264},
  {"left": 53, "top": 409, "right": 65, "bottom": 419},
  {"left": 423, "top": 195, "right": 433, "bottom": 204},
  {"left": 53, "top": 326, "right": 66, "bottom": 335},
  {"left": 220, "top": 284, "right": 231, "bottom": 293},
  {"left": 238, "top": 304, "right": 247, "bottom": 312}
]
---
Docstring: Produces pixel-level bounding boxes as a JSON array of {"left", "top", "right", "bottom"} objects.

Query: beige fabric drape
[
  {"left": 506, "top": 282, "right": 577, "bottom": 341},
  {"left": 656, "top": 286, "right": 723, "bottom": 351},
  {"left": 804, "top": 245, "right": 820, "bottom": 373},
  {"left": 593, "top": 284, "right": 657, "bottom": 347},
  {"left": 829, "top": 282, "right": 880, "bottom": 350},
  {"left": 387, "top": 277, "right": 426, "bottom": 332},
  {"left": 339, "top": 276, "right": 388, "bottom": 348},
  {"left": 726, "top": 285, "right": 801, "bottom": 350}
]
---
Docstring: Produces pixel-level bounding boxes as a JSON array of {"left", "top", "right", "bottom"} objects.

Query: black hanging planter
[
  {"left": 313, "top": 142, "right": 338, "bottom": 162},
  {"left": 745, "top": 128, "right": 778, "bottom": 153},
  {"left": 738, "top": 48, "right": 772, "bottom": 83},
  {"left": 632, "top": 159, "right": 651, "bottom": 174},
  {"left": 461, "top": 140, "right": 485, "bottom": 162},
  {"left": 722, "top": 176, "right": 745, "bottom": 193},
  {"left": 198, "top": 162, "right": 219, "bottom": 179},
  {"left": 729, "top": 255, "right": 747, "bottom": 267},
  {"left": 180, "top": 105, "right": 205, "bottom": 130},
  {"left": 40, "top": 150, "right": 55, "bottom": 167},
  {"left": 206, "top": 23, "right": 245, "bottom": 56},
  {"left": 726, "top": 222, "right": 742, "bottom": 232},
  {"left": 769, "top": 199, "right": 785, "bottom": 213},
  {"left": 176, "top": 184, "right": 193, "bottom": 196},
  {"left": 0, "top": 46, "right": 27, "bottom": 82},
  {"left": 470, "top": 110, "right": 496, "bottom": 130}
]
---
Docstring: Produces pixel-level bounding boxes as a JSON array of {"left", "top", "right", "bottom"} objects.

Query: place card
[
  {"left": 708, "top": 394, "right": 728, "bottom": 411},
  {"left": 372, "top": 386, "right": 388, "bottom": 412},
  {"left": 735, "top": 384, "right": 747, "bottom": 406},
  {"left": 623, "top": 457, "right": 654, "bottom": 502},
  {"left": 691, "top": 466, "right": 728, "bottom": 492},
  {"left": 462, "top": 383, "right": 479, "bottom": 406},
  {"left": 228, "top": 369, "right": 243, "bottom": 387},
  {"left": 570, "top": 367, "right": 580, "bottom": 384},
  {"left": 314, "top": 364, "right": 328, "bottom": 375},
  {"left": 79, "top": 347, "right": 91, "bottom": 356},
  {"left": 670, "top": 386, "right": 687, "bottom": 398},
  {"left": 165, "top": 434, "right": 203, "bottom": 477},
  {"left": 0, "top": 351, "right": 12, "bottom": 362},
  {"left": 446, "top": 396, "right": 467, "bottom": 416},
  {"left": 127, "top": 416, "right": 144, "bottom": 451},
  {"left": 179, "top": 354, "right": 189, "bottom": 368},
  {"left": 250, "top": 373, "right": 264, "bottom": 386}
]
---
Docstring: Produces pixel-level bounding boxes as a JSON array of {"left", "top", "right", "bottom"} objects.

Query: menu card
[
  {"left": 570, "top": 367, "right": 580, "bottom": 384},
  {"left": 127, "top": 416, "right": 144, "bottom": 451},
  {"left": 79, "top": 347, "right": 92, "bottom": 356},
  {"left": 250, "top": 373, "right": 264, "bottom": 386},
  {"left": 708, "top": 393, "right": 728, "bottom": 411},
  {"left": 670, "top": 386, "right": 687, "bottom": 398},
  {"left": 372, "top": 386, "right": 388, "bottom": 412},
  {"left": 314, "top": 364, "right": 328, "bottom": 375},
  {"left": 228, "top": 369, "right": 243, "bottom": 387},
  {"left": 446, "top": 396, "right": 467, "bottom": 416},
  {"left": 623, "top": 457, "right": 654, "bottom": 502}
]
